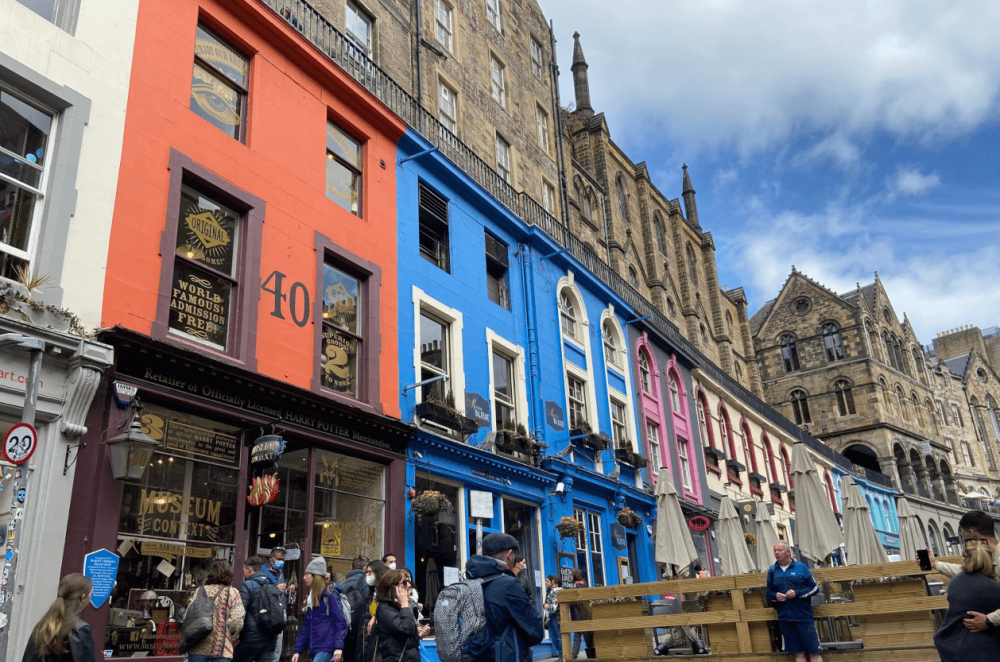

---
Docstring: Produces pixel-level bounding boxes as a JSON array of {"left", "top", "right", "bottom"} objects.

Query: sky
[{"left": 542, "top": 0, "right": 1000, "bottom": 346}]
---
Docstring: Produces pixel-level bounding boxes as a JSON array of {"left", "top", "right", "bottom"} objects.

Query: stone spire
[
  {"left": 682, "top": 164, "right": 700, "bottom": 229},
  {"left": 571, "top": 32, "right": 593, "bottom": 118}
]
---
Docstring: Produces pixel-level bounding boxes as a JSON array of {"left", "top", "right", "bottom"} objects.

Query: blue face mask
[{"left": 273, "top": 560, "right": 284, "bottom": 569}]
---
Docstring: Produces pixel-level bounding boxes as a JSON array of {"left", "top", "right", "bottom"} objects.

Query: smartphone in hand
[{"left": 917, "top": 549, "right": 932, "bottom": 571}]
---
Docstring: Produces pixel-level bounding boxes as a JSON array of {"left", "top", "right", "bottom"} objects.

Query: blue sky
[{"left": 543, "top": 0, "right": 1000, "bottom": 345}]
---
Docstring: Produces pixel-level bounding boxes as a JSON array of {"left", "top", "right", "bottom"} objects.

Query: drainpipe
[
  {"left": 414, "top": 0, "right": 424, "bottom": 116},
  {"left": 520, "top": 243, "right": 545, "bottom": 441},
  {"left": 549, "top": 20, "right": 571, "bottom": 232}
]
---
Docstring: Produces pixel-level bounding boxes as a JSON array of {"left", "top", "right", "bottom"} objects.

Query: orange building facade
[{"left": 61, "top": 1, "right": 411, "bottom": 658}]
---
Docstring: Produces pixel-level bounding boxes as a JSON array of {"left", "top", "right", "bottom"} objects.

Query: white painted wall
[{"left": 0, "top": 0, "right": 139, "bottom": 330}]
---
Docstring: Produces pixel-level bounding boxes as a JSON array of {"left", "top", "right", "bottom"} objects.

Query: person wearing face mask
[
  {"left": 338, "top": 556, "right": 370, "bottom": 662},
  {"left": 261, "top": 547, "right": 289, "bottom": 662},
  {"left": 357, "top": 560, "right": 389, "bottom": 662},
  {"left": 382, "top": 554, "right": 397, "bottom": 571}
]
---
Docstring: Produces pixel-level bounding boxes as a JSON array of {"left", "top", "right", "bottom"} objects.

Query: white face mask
[
  {"left": 388, "top": 563, "right": 397, "bottom": 570},
  {"left": 366, "top": 574, "right": 376, "bottom": 587},
  {"left": 410, "top": 588, "right": 419, "bottom": 602}
]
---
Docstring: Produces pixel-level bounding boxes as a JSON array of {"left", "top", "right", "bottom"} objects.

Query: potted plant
[
  {"left": 556, "top": 515, "right": 586, "bottom": 538},
  {"left": 572, "top": 422, "right": 610, "bottom": 453},
  {"left": 744, "top": 532, "right": 757, "bottom": 547},
  {"left": 411, "top": 489, "right": 455, "bottom": 518},
  {"left": 616, "top": 508, "right": 642, "bottom": 528},
  {"left": 615, "top": 446, "right": 649, "bottom": 468},
  {"left": 415, "top": 390, "right": 480, "bottom": 436}
]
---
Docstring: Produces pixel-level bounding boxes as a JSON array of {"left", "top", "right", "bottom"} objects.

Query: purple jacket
[{"left": 294, "top": 589, "right": 348, "bottom": 655}]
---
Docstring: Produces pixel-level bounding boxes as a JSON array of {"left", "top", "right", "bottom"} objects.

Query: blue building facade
[
  {"left": 830, "top": 467, "right": 901, "bottom": 555},
  {"left": 395, "top": 130, "right": 655, "bottom": 658}
]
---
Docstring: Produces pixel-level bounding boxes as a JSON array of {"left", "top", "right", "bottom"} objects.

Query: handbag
[{"left": 178, "top": 586, "right": 220, "bottom": 653}]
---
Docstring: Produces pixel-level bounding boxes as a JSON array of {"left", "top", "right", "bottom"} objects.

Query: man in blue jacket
[
  {"left": 765, "top": 541, "right": 823, "bottom": 662},
  {"left": 235, "top": 556, "right": 281, "bottom": 662},
  {"left": 465, "top": 533, "right": 544, "bottom": 662},
  {"left": 261, "top": 547, "right": 290, "bottom": 662}
]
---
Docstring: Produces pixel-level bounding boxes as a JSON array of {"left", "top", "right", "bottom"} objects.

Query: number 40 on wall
[{"left": 262, "top": 270, "right": 310, "bottom": 328}]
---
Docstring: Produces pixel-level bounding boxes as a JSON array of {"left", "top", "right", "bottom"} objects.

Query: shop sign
[
  {"left": 317, "top": 520, "right": 381, "bottom": 560},
  {"left": 117, "top": 344, "right": 407, "bottom": 455},
  {"left": 320, "top": 521, "right": 342, "bottom": 556},
  {"left": 139, "top": 541, "right": 214, "bottom": 561},
  {"left": 249, "top": 434, "right": 285, "bottom": 472},
  {"left": 688, "top": 515, "right": 711, "bottom": 531},
  {"left": 168, "top": 264, "right": 231, "bottom": 349},
  {"left": 136, "top": 489, "right": 224, "bottom": 542},
  {"left": 469, "top": 491, "right": 494, "bottom": 519},
  {"left": 162, "top": 421, "right": 238, "bottom": 465},
  {"left": 545, "top": 401, "right": 565, "bottom": 431},
  {"left": 465, "top": 392, "right": 490, "bottom": 428},
  {"left": 2, "top": 423, "right": 36, "bottom": 466},
  {"left": 83, "top": 549, "right": 119, "bottom": 609},
  {"left": 610, "top": 522, "right": 627, "bottom": 550}
]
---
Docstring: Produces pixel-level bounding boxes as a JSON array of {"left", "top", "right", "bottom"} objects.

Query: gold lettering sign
[
  {"left": 169, "top": 265, "right": 231, "bottom": 349},
  {"left": 135, "top": 488, "right": 223, "bottom": 543},
  {"left": 187, "top": 211, "right": 231, "bottom": 250},
  {"left": 140, "top": 541, "right": 214, "bottom": 561}
]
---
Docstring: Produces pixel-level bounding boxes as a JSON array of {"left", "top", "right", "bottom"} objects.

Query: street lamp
[{"left": 107, "top": 412, "right": 160, "bottom": 480}]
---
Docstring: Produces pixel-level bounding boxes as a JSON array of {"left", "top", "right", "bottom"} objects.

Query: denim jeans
[
  {"left": 189, "top": 655, "right": 230, "bottom": 662},
  {"left": 548, "top": 616, "right": 563, "bottom": 659},
  {"left": 311, "top": 653, "right": 333, "bottom": 662}
]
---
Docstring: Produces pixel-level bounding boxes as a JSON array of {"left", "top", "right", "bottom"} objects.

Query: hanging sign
[
  {"left": 2, "top": 423, "right": 36, "bottom": 466},
  {"left": 688, "top": 515, "right": 711, "bottom": 531},
  {"left": 83, "top": 548, "right": 119, "bottom": 609},
  {"left": 249, "top": 434, "right": 285, "bottom": 473},
  {"left": 610, "top": 522, "right": 627, "bottom": 550},
  {"left": 545, "top": 401, "right": 565, "bottom": 431}
]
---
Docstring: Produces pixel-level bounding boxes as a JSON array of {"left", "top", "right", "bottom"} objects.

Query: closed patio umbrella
[
  {"left": 754, "top": 511, "right": 781, "bottom": 571},
  {"left": 790, "top": 442, "right": 844, "bottom": 564},
  {"left": 654, "top": 468, "right": 698, "bottom": 575},
  {"left": 896, "top": 496, "right": 925, "bottom": 562},
  {"left": 718, "top": 497, "right": 756, "bottom": 576},
  {"left": 842, "top": 476, "right": 890, "bottom": 565}
]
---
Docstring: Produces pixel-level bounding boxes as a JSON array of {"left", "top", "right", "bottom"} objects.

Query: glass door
[{"left": 502, "top": 499, "right": 542, "bottom": 613}]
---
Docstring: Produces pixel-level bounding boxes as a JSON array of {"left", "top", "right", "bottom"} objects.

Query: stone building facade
[{"left": 750, "top": 269, "right": 1000, "bottom": 552}]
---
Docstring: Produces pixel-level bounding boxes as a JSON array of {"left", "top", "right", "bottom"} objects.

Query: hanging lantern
[{"left": 107, "top": 413, "right": 160, "bottom": 480}]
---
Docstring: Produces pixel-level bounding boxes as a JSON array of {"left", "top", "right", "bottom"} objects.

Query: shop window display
[{"left": 413, "top": 476, "right": 459, "bottom": 635}]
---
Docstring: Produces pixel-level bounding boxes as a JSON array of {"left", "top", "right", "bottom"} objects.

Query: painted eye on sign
[{"left": 2, "top": 423, "right": 36, "bottom": 466}]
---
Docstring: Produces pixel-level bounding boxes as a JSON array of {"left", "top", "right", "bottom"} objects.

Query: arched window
[
  {"left": 574, "top": 181, "right": 583, "bottom": 209},
  {"left": 741, "top": 421, "right": 759, "bottom": 474},
  {"left": 719, "top": 405, "right": 738, "bottom": 462},
  {"left": 654, "top": 213, "right": 667, "bottom": 254},
  {"left": 988, "top": 396, "right": 1000, "bottom": 442},
  {"left": 725, "top": 311, "right": 734, "bottom": 336},
  {"left": 762, "top": 433, "right": 777, "bottom": 486},
  {"left": 638, "top": 350, "right": 651, "bottom": 393},
  {"left": 668, "top": 372, "right": 681, "bottom": 412},
  {"left": 912, "top": 348, "right": 926, "bottom": 383},
  {"left": 865, "top": 320, "right": 878, "bottom": 360},
  {"left": 823, "top": 323, "right": 843, "bottom": 362},
  {"left": 616, "top": 175, "right": 629, "bottom": 223},
  {"left": 880, "top": 378, "right": 893, "bottom": 415},
  {"left": 896, "top": 385, "right": 908, "bottom": 421},
  {"left": 697, "top": 391, "right": 713, "bottom": 448},
  {"left": 835, "top": 380, "right": 855, "bottom": 415},
  {"left": 667, "top": 297, "right": 675, "bottom": 316},
  {"left": 586, "top": 192, "right": 597, "bottom": 224},
  {"left": 881, "top": 331, "right": 894, "bottom": 369},
  {"left": 825, "top": 472, "right": 838, "bottom": 513},
  {"left": 686, "top": 243, "right": 698, "bottom": 284},
  {"left": 780, "top": 334, "right": 800, "bottom": 372},
  {"left": 790, "top": 389, "right": 811, "bottom": 425},
  {"left": 628, "top": 266, "right": 638, "bottom": 286},
  {"left": 734, "top": 361, "right": 743, "bottom": 384},
  {"left": 780, "top": 445, "right": 792, "bottom": 489},
  {"left": 912, "top": 392, "right": 924, "bottom": 428},
  {"left": 700, "top": 324, "right": 707, "bottom": 343},
  {"left": 924, "top": 398, "right": 937, "bottom": 431},
  {"left": 961, "top": 442, "right": 974, "bottom": 467},
  {"left": 559, "top": 290, "right": 577, "bottom": 340},
  {"left": 602, "top": 320, "right": 621, "bottom": 369}
]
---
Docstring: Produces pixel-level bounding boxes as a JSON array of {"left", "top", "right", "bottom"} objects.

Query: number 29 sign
[{"left": 3, "top": 423, "right": 37, "bottom": 466}]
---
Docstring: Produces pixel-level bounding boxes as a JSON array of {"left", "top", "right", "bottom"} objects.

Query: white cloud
[
  {"left": 546, "top": 0, "right": 1000, "bottom": 156},
  {"left": 887, "top": 166, "right": 941, "bottom": 199},
  {"left": 793, "top": 134, "right": 861, "bottom": 170}
]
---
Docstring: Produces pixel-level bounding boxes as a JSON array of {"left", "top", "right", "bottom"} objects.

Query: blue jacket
[
  {"left": 294, "top": 589, "right": 349, "bottom": 655},
  {"left": 263, "top": 562, "right": 285, "bottom": 587},
  {"left": 238, "top": 572, "right": 280, "bottom": 646},
  {"left": 766, "top": 561, "right": 819, "bottom": 622},
  {"left": 465, "top": 555, "right": 544, "bottom": 662}
]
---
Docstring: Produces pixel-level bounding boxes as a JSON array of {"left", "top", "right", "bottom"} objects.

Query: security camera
[{"left": 555, "top": 481, "right": 565, "bottom": 494}]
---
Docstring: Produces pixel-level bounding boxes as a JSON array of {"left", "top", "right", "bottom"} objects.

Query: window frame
[
  {"left": 646, "top": 420, "right": 662, "bottom": 472},
  {"left": 559, "top": 290, "right": 578, "bottom": 341},
  {"left": 490, "top": 55, "right": 506, "bottom": 107},
  {"left": 345, "top": 0, "right": 374, "bottom": 54},
  {"left": 485, "top": 0, "right": 501, "bottom": 31},
  {"left": 780, "top": 334, "right": 800, "bottom": 372},
  {"left": 434, "top": 0, "right": 454, "bottom": 51},
  {"left": 542, "top": 180, "right": 556, "bottom": 214},
  {"left": 413, "top": 286, "right": 465, "bottom": 407},
  {"left": 610, "top": 397, "right": 629, "bottom": 449},
  {"left": 326, "top": 120, "right": 364, "bottom": 216},
  {"left": 790, "top": 389, "right": 811, "bottom": 425},
  {"left": 438, "top": 79, "right": 457, "bottom": 133},
  {"left": 311, "top": 232, "right": 382, "bottom": 412},
  {"left": 418, "top": 180, "right": 450, "bottom": 272},
  {"left": 530, "top": 37, "right": 544, "bottom": 78},
  {"left": 566, "top": 372, "right": 588, "bottom": 431},
  {"left": 486, "top": 329, "right": 528, "bottom": 433},
  {"left": 495, "top": 133, "right": 511, "bottom": 183},
  {"left": 835, "top": 379, "right": 856, "bottom": 416},
  {"left": 191, "top": 22, "right": 250, "bottom": 142},
  {"left": 153, "top": 149, "right": 263, "bottom": 368},
  {"left": 823, "top": 323, "right": 844, "bottom": 362},
  {"left": 535, "top": 105, "right": 550, "bottom": 153},
  {"left": 602, "top": 320, "right": 623, "bottom": 370},
  {"left": 484, "top": 231, "right": 510, "bottom": 310}
]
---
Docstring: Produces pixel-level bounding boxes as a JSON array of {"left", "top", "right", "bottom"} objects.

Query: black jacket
[
  {"left": 237, "top": 571, "right": 280, "bottom": 646},
  {"left": 374, "top": 600, "right": 420, "bottom": 662},
  {"left": 465, "top": 556, "right": 543, "bottom": 662},
  {"left": 22, "top": 619, "right": 95, "bottom": 662}
]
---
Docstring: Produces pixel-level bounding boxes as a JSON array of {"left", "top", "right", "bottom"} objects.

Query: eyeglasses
[{"left": 401, "top": 579, "right": 412, "bottom": 585}]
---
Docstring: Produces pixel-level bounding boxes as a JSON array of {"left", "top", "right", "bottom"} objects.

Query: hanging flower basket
[
  {"left": 556, "top": 516, "right": 585, "bottom": 538},
  {"left": 411, "top": 490, "right": 454, "bottom": 518},
  {"left": 744, "top": 532, "right": 757, "bottom": 547},
  {"left": 617, "top": 508, "right": 642, "bottom": 528}
]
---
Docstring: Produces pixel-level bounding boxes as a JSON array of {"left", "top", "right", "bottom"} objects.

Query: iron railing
[{"left": 261, "top": 0, "right": 896, "bottom": 491}]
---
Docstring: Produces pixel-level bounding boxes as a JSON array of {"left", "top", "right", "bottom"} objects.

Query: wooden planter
[
  {"left": 590, "top": 601, "right": 654, "bottom": 659},
  {"left": 853, "top": 579, "right": 936, "bottom": 649}
]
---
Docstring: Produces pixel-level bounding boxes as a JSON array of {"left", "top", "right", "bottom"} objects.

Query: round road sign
[{"left": 3, "top": 423, "right": 37, "bottom": 466}]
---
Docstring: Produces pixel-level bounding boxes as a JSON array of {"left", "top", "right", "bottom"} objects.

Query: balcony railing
[{"left": 262, "top": 0, "right": 896, "bottom": 492}]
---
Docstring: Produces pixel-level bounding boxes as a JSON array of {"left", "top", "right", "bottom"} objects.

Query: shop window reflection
[{"left": 414, "top": 477, "right": 459, "bottom": 636}]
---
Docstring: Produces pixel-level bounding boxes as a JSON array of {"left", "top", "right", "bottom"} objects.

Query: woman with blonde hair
[
  {"left": 934, "top": 539, "right": 1000, "bottom": 660},
  {"left": 292, "top": 558, "right": 347, "bottom": 662},
  {"left": 22, "top": 574, "right": 94, "bottom": 662}
]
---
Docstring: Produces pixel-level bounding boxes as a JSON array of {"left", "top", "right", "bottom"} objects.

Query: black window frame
[
  {"left": 419, "top": 181, "right": 450, "bottom": 272},
  {"left": 484, "top": 231, "right": 510, "bottom": 310}
]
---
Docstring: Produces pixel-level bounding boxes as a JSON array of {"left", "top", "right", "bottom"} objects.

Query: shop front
[{"left": 61, "top": 330, "right": 411, "bottom": 662}]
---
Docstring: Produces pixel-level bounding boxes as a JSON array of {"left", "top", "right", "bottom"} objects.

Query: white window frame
[
  {"left": 438, "top": 80, "right": 457, "bottom": 133},
  {"left": 646, "top": 420, "right": 661, "bottom": 471},
  {"left": 486, "top": 328, "right": 529, "bottom": 433},
  {"left": 559, "top": 290, "right": 578, "bottom": 340},
  {"left": 678, "top": 436, "right": 693, "bottom": 491},
  {"left": 542, "top": 180, "right": 555, "bottom": 214},
  {"left": 610, "top": 397, "right": 629, "bottom": 448},
  {"left": 0, "top": 86, "right": 57, "bottom": 266},
  {"left": 486, "top": 0, "right": 501, "bottom": 30},
  {"left": 434, "top": 0, "right": 453, "bottom": 51},
  {"left": 490, "top": 55, "right": 506, "bottom": 106},
  {"left": 530, "top": 37, "right": 544, "bottom": 78},
  {"left": 345, "top": 0, "right": 373, "bottom": 53},
  {"left": 566, "top": 371, "right": 588, "bottom": 431},
  {"left": 495, "top": 134, "right": 511, "bottom": 183},
  {"left": 587, "top": 512, "right": 606, "bottom": 587},
  {"left": 602, "top": 320, "right": 622, "bottom": 370},
  {"left": 536, "top": 105, "right": 549, "bottom": 152},
  {"left": 412, "top": 286, "right": 465, "bottom": 406},
  {"left": 558, "top": 274, "right": 598, "bottom": 459},
  {"left": 600, "top": 308, "right": 639, "bottom": 477}
]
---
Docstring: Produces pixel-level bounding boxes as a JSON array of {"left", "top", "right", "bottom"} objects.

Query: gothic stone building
[{"left": 749, "top": 270, "right": 1000, "bottom": 552}]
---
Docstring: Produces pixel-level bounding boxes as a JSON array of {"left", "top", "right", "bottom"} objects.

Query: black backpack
[
  {"left": 251, "top": 577, "right": 288, "bottom": 636},
  {"left": 343, "top": 573, "right": 369, "bottom": 619}
]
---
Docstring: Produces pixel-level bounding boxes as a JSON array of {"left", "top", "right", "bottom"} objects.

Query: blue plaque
[
  {"left": 545, "top": 401, "right": 565, "bottom": 431},
  {"left": 83, "top": 549, "right": 119, "bottom": 609}
]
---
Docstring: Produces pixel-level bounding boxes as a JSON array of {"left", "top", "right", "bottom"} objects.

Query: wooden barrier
[{"left": 556, "top": 560, "right": 948, "bottom": 661}]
